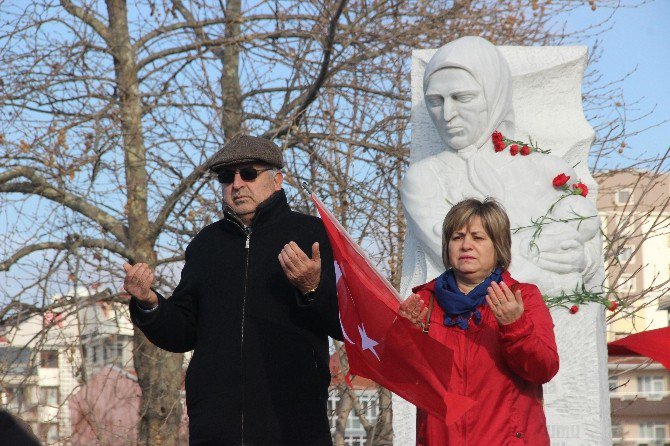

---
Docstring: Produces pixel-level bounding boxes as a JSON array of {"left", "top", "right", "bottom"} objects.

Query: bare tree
[
  {"left": 595, "top": 155, "right": 670, "bottom": 324},
  {"left": 0, "top": 0, "right": 654, "bottom": 444}
]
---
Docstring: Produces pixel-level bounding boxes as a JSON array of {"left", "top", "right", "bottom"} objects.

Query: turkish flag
[
  {"left": 312, "top": 194, "right": 475, "bottom": 425},
  {"left": 608, "top": 327, "right": 670, "bottom": 370}
]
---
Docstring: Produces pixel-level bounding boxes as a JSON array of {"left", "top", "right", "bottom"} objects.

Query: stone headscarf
[
  {"left": 423, "top": 36, "right": 516, "bottom": 201},
  {"left": 423, "top": 35, "right": 515, "bottom": 153}
]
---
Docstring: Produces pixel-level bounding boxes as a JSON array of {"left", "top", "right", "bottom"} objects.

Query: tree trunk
[
  {"left": 106, "top": 0, "right": 184, "bottom": 444},
  {"left": 333, "top": 385, "right": 352, "bottom": 446},
  {"left": 372, "top": 386, "right": 393, "bottom": 445},
  {"left": 220, "top": 0, "right": 242, "bottom": 139}
]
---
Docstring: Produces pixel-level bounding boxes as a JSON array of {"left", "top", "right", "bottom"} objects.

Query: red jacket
[{"left": 415, "top": 271, "right": 559, "bottom": 446}]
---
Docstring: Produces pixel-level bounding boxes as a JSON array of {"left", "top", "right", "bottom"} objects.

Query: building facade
[
  {"left": 597, "top": 170, "right": 670, "bottom": 446},
  {"left": 0, "top": 286, "right": 134, "bottom": 445}
]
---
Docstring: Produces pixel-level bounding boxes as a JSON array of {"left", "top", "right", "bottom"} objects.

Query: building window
[
  {"left": 39, "top": 423, "right": 59, "bottom": 444},
  {"left": 344, "top": 437, "right": 365, "bottom": 446},
  {"left": 328, "top": 393, "right": 338, "bottom": 429},
  {"left": 0, "top": 346, "right": 35, "bottom": 375},
  {"left": 637, "top": 376, "right": 665, "bottom": 400},
  {"left": 638, "top": 421, "right": 666, "bottom": 444},
  {"left": 5, "top": 387, "right": 27, "bottom": 412},
  {"left": 40, "top": 350, "right": 59, "bottom": 368},
  {"left": 609, "top": 376, "right": 618, "bottom": 392},
  {"left": 327, "top": 390, "right": 380, "bottom": 440},
  {"left": 617, "top": 246, "right": 634, "bottom": 264},
  {"left": 611, "top": 421, "right": 623, "bottom": 440},
  {"left": 346, "top": 393, "right": 379, "bottom": 430},
  {"left": 615, "top": 189, "right": 632, "bottom": 205},
  {"left": 618, "top": 274, "right": 637, "bottom": 293},
  {"left": 40, "top": 387, "right": 59, "bottom": 407},
  {"left": 617, "top": 217, "right": 636, "bottom": 238},
  {"left": 115, "top": 342, "right": 125, "bottom": 367}
]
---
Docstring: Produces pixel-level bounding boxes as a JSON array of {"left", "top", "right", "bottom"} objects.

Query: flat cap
[{"left": 208, "top": 134, "right": 284, "bottom": 172}]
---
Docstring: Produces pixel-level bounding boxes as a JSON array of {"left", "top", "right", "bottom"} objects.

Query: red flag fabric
[
  {"left": 312, "top": 194, "right": 475, "bottom": 425},
  {"left": 608, "top": 327, "right": 670, "bottom": 371}
]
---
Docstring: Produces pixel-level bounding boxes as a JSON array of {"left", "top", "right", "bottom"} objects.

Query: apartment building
[
  {"left": 328, "top": 352, "right": 383, "bottom": 445},
  {"left": 0, "top": 285, "right": 134, "bottom": 445},
  {"left": 597, "top": 170, "right": 670, "bottom": 446}
]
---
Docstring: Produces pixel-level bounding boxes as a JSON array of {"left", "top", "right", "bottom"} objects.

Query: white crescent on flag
[{"left": 340, "top": 319, "right": 353, "bottom": 344}]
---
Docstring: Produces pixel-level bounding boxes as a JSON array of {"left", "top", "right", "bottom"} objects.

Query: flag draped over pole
[
  {"left": 608, "top": 326, "right": 670, "bottom": 371},
  {"left": 311, "top": 194, "right": 475, "bottom": 425}
]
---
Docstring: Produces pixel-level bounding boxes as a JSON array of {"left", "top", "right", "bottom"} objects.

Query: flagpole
[{"left": 301, "top": 182, "right": 313, "bottom": 195}]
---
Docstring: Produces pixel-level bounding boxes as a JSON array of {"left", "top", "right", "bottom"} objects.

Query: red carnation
[
  {"left": 521, "top": 145, "right": 531, "bottom": 156},
  {"left": 492, "top": 131, "right": 506, "bottom": 152},
  {"left": 606, "top": 301, "right": 619, "bottom": 312},
  {"left": 510, "top": 144, "right": 519, "bottom": 156},
  {"left": 569, "top": 305, "right": 579, "bottom": 314},
  {"left": 573, "top": 182, "right": 588, "bottom": 197},
  {"left": 552, "top": 173, "right": 570, "bottom": 188}
]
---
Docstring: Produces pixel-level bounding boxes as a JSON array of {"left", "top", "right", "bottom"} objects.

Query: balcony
[
  {"left": 612, "top": 438, "right": 670, "bottom": 446},
  {"left": 610, "top": 391, "right": 670, "bottom": 417}
]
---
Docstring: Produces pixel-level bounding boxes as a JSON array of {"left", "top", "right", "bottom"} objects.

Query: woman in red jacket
[{"left": 399, "top": 198, "right": 559, "bottom": 445}]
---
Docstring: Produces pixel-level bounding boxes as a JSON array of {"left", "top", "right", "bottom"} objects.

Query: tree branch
[
  {"left": 150, "top": 156, "right": 216, "bottom": 242},
  {"left": 0, "top": 288, "right": 113, "bottom": 325},
  {"left": 263, "top": 0, "right": 348, "bottom": 140},
  {"left": 0, "top": 167, "right": 128, "bottom": 244},
  {"left": 60, "top": 0, "right": 111, "bottom": 44},
  {"left": 0, "top": 237, "right": 133, "bottom": 272}
]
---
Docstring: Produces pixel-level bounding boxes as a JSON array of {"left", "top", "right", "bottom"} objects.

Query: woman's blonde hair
[{"left": 441, "top": 198, "right": 512, "bottom": 271}]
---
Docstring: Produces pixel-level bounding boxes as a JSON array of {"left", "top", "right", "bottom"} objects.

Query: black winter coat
[{"left": 130, "top": 190, "right": 342, "bottom": 445}]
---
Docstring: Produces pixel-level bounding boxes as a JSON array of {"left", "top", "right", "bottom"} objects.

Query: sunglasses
[{"left": 217, "top": 167, "right": 274, "bottom": 184}]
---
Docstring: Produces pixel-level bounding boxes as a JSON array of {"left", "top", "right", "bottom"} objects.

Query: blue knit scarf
[{"left": 434, "top": 267, "right": 503, "bottom": 330}]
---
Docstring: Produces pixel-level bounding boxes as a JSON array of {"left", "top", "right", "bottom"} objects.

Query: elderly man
[{"left": 124, "top": 134, "right": 342, "bottom": 445}]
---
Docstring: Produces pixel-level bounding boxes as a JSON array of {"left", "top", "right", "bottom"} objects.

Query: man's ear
[{"left": 273, "top": 171, "right": 284, "bottom": 191}]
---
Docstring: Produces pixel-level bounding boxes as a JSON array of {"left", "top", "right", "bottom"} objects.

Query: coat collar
[{"left": 223, "top": 189, "right": 291, "bottom": 232}]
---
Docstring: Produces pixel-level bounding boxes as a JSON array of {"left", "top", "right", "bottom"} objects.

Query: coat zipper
[
  {"left": 464, "top": 320, "right": 470, "bottom": 445},
  {"left": 462, "top": 310, "right": 480, "bottom": 444},
  {"left": 225, "top": 210, "right": 253, "bottom": 445},
  {"left": 240, "top": 227, "right": 251, "bottom": 445}
]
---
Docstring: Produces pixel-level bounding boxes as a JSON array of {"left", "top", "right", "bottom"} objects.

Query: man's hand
[
  {"left": 486, "top": 281, "right": 524, "bottom": 326},
  {"left": 398, "top": 293, "right": 428, "bottom": 329},
  {"left": 278, "top": 241, "right": 321, "bottom": 295},
  {"left": 123, "top": 263, "right": 158, "bottom": 308}
]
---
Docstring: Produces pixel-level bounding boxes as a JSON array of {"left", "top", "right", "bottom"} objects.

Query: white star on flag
[{"left": 358, "top": 323, "right": 380, "bottom": 361}]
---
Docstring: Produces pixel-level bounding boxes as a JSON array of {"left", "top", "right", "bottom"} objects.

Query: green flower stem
[
  {"left": 512, "top": 189, "right": 597, "bottom": 251},
  {"left": 542, "top": 284, "right": 623, "bottom": 312},
  {"left": 502, "top": 136, "right": 551, "bottom": 154}
]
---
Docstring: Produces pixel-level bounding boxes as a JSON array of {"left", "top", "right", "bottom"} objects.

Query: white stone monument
[{"left": 395, "top": 37, "right": 611, "bottom": 445}]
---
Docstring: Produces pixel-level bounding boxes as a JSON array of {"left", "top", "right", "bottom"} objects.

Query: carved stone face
[{"left": 424, "top": 68, "right": 488, "bottom": 151}]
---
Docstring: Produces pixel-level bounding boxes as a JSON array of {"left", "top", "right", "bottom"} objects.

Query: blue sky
[{"left": 562, "top": 1, "right": 670, "bottom": 161}]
